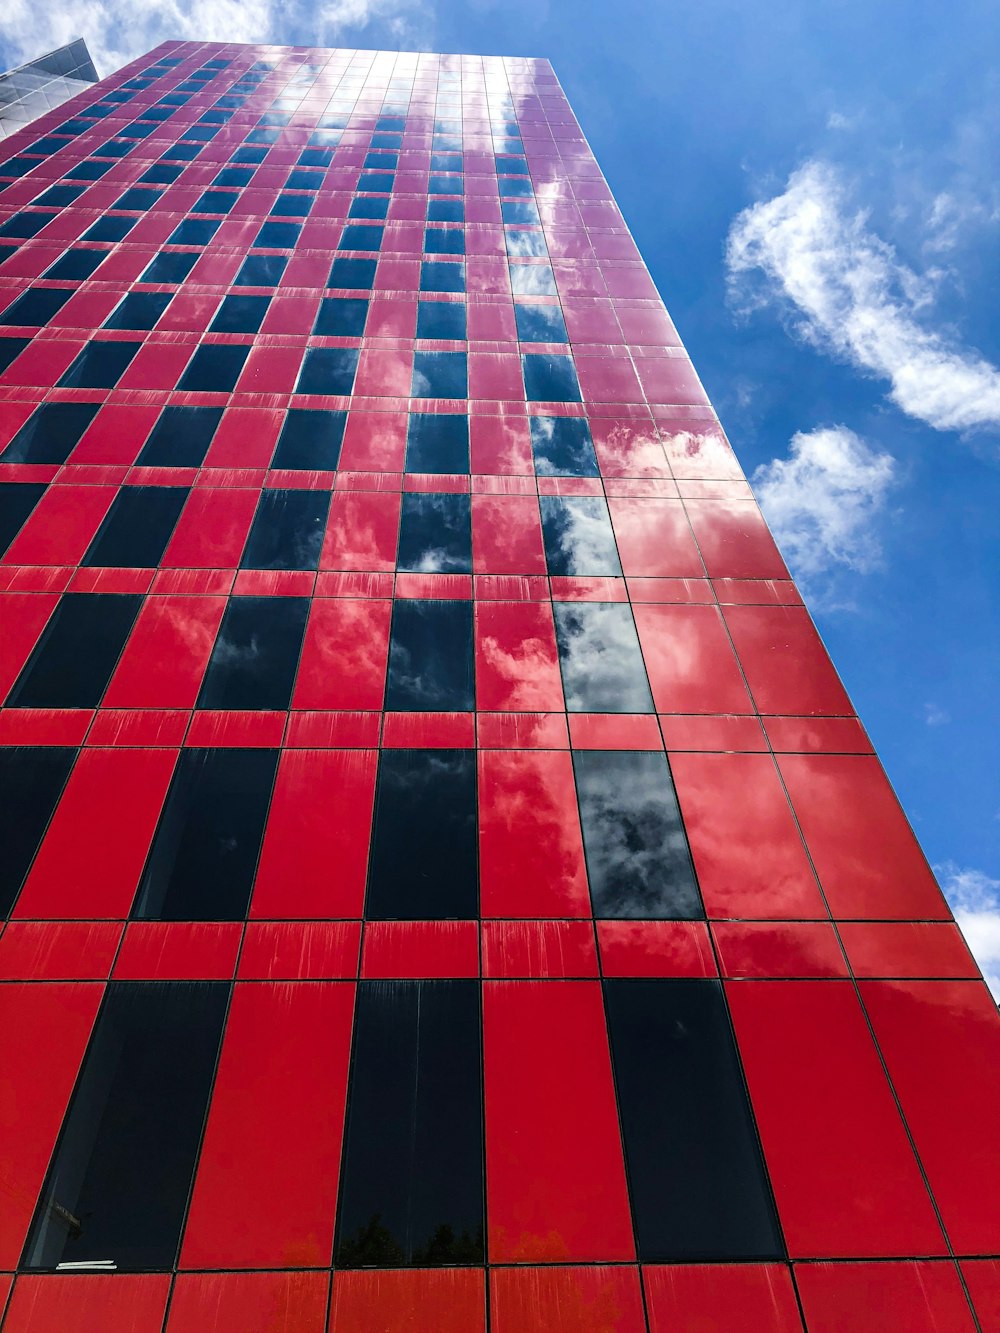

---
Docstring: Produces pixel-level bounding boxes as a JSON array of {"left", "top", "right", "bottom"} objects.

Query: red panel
[
  {"left": 643, "top": 1264, "right": 802, "bottom": 1333},
  {"left": 962, "top": 1261, "right": 1000, "bottom": 1332},
  {"left": 3, "top": 1274, "right": 170, "bottom": 1333},
  {"left": 661, "top": 713, "right": 768, "bottom": 750},
  {"left": 181, "top": 982, "right": 355, "bottom": 1269},
  {"left": 321, "top": 491, "right": 400, "bottom": 570},
  {"left": 87, "top": 710, "right": 189, "bottom": 747},
  {"left": 167, "top": 1271, "right": 329, "bottom": 1333},
  {"left": 71, "top": 404, "right": 161, "bottom": 466},
  {"left": 777, "top": 754, "right": 949, "bottom": 918},
  {"left": 726, "top": 981, "right": 945, "bottom": 1258},
  {"left": 794, "top": 1261, "right": 976, "bottom": 1333},
  {"left": 329, "top": 1269, "right": 485, "bottom": 1333},
  {"left": 472, "top": 495, "right": 546, "bottom": 574},
  {"left": 0, "top": 592, "right": 57, "bottom": 699},
  {"left": 0, "top": 921, "right": 122, "bottom": 980},
  {"left": 607, "top": 497, "right": 703, "bottom": 576},
  {"left": 479, "top": 749, "right": 591, "bottom": 918},
  {"left": 381, "top": 711, "right": 475, "bottom": 747},
  {"left": 361, "top": 921, "right": 479, "bottom": 978},
  {"left": 185, "top": 710, "right": 286, "bottom": 748},
  {"left": 2, "top": 485, "right": 115, "bottom": 566},
  {"left": 490, "top": 1266, "right": 645, "bottom": 1333},
  {"left": 238, "top": 922, "right": 361, "bottom": 980},
  {"left": 103, "top": 594, "right": 226, "bottom": 708},
  {"left": 161, "top": 488, "right": 258, "bottom": 568},
  {"left": 596, "top": 921, "right": 717, "bottom": 977},
  {"left": 252, "top": 749, "right": 377, "bottom": 918},
  {"left": 477, "top": 711, "right": 570, "bottom": 749},
  {"left": 481, "top": 920, "right": 598, "bottom": 978},
  {"left": 339, "top": 411, "right": 407, "bottom": 472},
  {"left": 723, "top": 606, "right": 852, "bottom": 716},
  {"left": 839, "top": 921, "right": 979, "bottom": 978},
  {"left": 285, "top": 711, "right": 381, "bottom": 748},
  {"left": 670, "top": 752, "right": 827, "bottom": 918},
  {"left": 568, "top": 713, "right": 662, "bottom": 749},
  {"left": 469, "top": 413, "right": 532, "bottom": 474},
  {"left": 763, "top": 715, "right": 872, "bottom": 754},
  {"left": 633, "top": 603, "right": 752, "bottom": 713},
  {"left": 483, "top": 980, "right": 635, "bottom": 1262},
  {"left": 712, "top": 922, "right": 847, "bottom": 978},
  {"left": 860, "top": 980, "right": 1000, "bottom": 1255},
  {"left": 685, "top": 498, "right": 789, "bottom": 578},
  {"left": 292, "top": 598, "right": 391, "bottom": 710},
  {"left": 474, "top": 601, "right": 564, "bottom": 710},
  {"left": 14, "top": 748, "right": 177, "bottom": 919},
  {"left": 0, "top": 983, "right": 102, "bottom": 1268},
  {"left": 113, "top": 923, "right": 242, "bottom": 980}
]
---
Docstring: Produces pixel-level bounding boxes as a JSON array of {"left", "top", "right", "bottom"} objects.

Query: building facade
[
  {"left": 0, "top": 39, "right": 999, "bottom": 1333},
  {"left": 0, "top": 41, "right": 99, "bottom": 142}
]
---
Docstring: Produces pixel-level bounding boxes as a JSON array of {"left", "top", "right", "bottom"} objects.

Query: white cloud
[
  {"left": 923, "top": 701, "right": 950, "bottom": 727},
  {"left": 937, "top": 862, "right": 1000, "bottom": 1002},
  {"left": 752, "top": 425, "right": 896, "bottom": 580},
  {"left": 726, "top": 160, "right": 1000, "bottom": 435}
]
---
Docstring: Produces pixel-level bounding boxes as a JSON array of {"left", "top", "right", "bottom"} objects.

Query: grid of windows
[{"left": 0, "top": 38, "right": 998, "bottom": 1333}]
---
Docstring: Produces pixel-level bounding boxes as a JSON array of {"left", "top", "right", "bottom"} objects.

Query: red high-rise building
[{"left": 1, "top": 39, "right": 998, "bottom": 1333}]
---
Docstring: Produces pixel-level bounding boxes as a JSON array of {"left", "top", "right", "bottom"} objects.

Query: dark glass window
[
  {"left": 0, "top": 287, "right": 73, "bottom": 326},
  {"left": 197, "top": 596, "right": 309, "bottom": 710},
  {"left": 530, "top": 415, "right": 599, "bottom": 476},
  {"left": 43, "top": 248, "right": 107, "bottom": 281},
  {"left": 428, "top": 175, "right": 461, "bottom": 196},
  {"left": 271, "top": 409, "right": 345, "bottom": 470},
  {"left": 231, "top": 145, "right": 268, "bottom": 164},
  {"left": 385, "top": 600, "right": 474, "bottom": 712},
  {"left": 424, "top": 227, "right": 464, "bottom": 255},
  {"left": 349, "top": 196, "right": 389, "bottom": 220},
  {"left": 338, "top": 224, "right": 383, "bottom": 252},
  {"left": 297, "top": 148, "right": 332, "bottom": 167},
  {"left": 358, "top": 171, "right": 394, "bottom": 193},
  {"left": 510, "top": 263, "right": 557, "bottom": 296},
  {"left": 103, "top": 292, "right": 172, "bottom": 330},
  {"left": 167, "top": 217, "right": 220, "bottom": 245},
  {"left": 427, "top": 198, "right": 464, "bottom": 223},
  {"left": 499, "top": 176, "right": 534, "bottom": 198},
  {"left": 240, "top": 489, "right": 330, "bottom": 570},
  {"left": 192, "top": 188, "right": 237, "bottom": 214},
  {"left": 82, "top": 215, "right": 137, "bottom": 242},
  {"left": 416, "top": 300, "right": 466, "bottom": 340},
  {"left": 0, "top": 481, "right": 45, "bottom": 556},
  {"left": 523, "top": 353, "right": 582, "bottom": 402},
  {"left": 234, "top": 253, "right": 288, "bottom": 286},
  {"left": 7, "top": 594, "right": 141, "bottom": 709},
  {"left": 539, "top": 495, "right": 622, "bottom": 576},
  {"left": 506, "top": 229, "right": 547, "bottom": 260},
  {"left": 140, "top": 164, "right": 183, "bottom": 184},
  {"left": 0, "top": 337, "right": 28, "bottom": 372},
  {"left": 137, "top": 406, "right": 222, "bottom": 467},
  {"left": 515, "top": 302, "right": 568, "bottom": 343},
  {"left": 430, "top": 153, "right": 462, "bottom": 173},
  {"left": 159, "top": 142, "right": 202, "bottom": 163},
  {"left": 134, "top": 749, "right": 278, "bottom": 920},
  {"left": 367, "top": 752, "right": 477, "bottom": 918},
  {"left": 336, "top": 980, "right": 483, "bottom": 1267},
  {"left": 113, "top": 187, "right": 162, "bottom": 211},
  {"left": 58, "top": 341, "right": 141, "bottom": 389},
  {"left": 553, "top": 602, "right": 653, "bottom": 713},
  {"left": 0, "top": 401, "right": 99, "bottom": 465},
  {"left": 285, "top": 169, "right": 323, "bottom": 191},
  {"left": 0, "top": 747, "right": 75, "bottom": 917},
  {"left": 65, "top": 160, "right": 111, "bottom": 182},
  {"left": 295, "top": 348, "right": 359, "bottom": 396},
  {"left": 313, "top": 297, "right": 368, "bottom": 337},
  {"left": 0, "top": 212, "right": 52, "bottom": 239},
  {"left": 363, "top": 151, "right": 398, "bottom": 170},
  {"left": 254, "top": 221, "right": 300, "bottom": 248},
  {"left": 405, "top": 413, "right": 469, "bottom": 473},
  {"left": 22, "top": 981, "right": 229, "bottom": 1271},
  {"left": 209, "top": 294, "right": 271, "bottom": 334},
  {"left": 604, "top": 979, "right": 783, "bottom": 1261},
  {"left": 214, "top": 166, "right": 254, "bottom": 187},
  {"left": 411, "top": 351, "right": 468, "bottom": 398},
  {"left": 502, "top": 199, "right": 540, "bottom": 225},
  {"left": 574, "top": 751, "right": 702, "bottom": 918},
  {"left": 83, "top": 486, "right": 188, "bottom": 569},
  {"left": 328, "top": 257, "right": 377, "bottom": 289},
  {"left": 141, "top": 251, "right": 198, "bottom": 283},
  {"left": 419, "top": 261, "right": 465, "bottom": 294},
  {"left": 397, "top": 493, "right": 472, "bottom": 573},
  {"left": 271, "top": 192, "right": 313, "bottom": 217},
  {"left": 178, "top": 344, "right": 250, "bottom": 393},
  {"left": 376, "top": 116, "right": 405, "bottom": 131}
]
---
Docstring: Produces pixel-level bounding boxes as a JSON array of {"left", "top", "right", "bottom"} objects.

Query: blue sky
[{"left": 3, "top": 0, "right": 998, "bottom": 988}]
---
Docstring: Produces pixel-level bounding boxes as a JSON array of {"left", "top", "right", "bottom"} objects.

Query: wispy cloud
[
  {"left": 726, "top": 160, "right": 1000, "bottom": 436},
  {"left": 752, "top": 424, "right": 896, "bottom": 584},
  {"left": 937, "top": 862, "right": 1000, "bottom": 1001},
  {"left": 923, "top": 702, "right": 950, "bottom": 727}
]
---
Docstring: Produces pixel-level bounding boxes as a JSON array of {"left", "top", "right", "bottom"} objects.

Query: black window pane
[
  {"left": 178, "top": 344, "right": 250, "bottom": 392},
  {"left": 339, "top": 224, "right": 383, "bottom": 251},
  {"left": 271, "top": 409, "right": 345, "bottom": 470},
  {"left": 553, "top": 602, "right": 653, "bottom": 713},
  {"left": 419, "top": 261, "right": 465, "bottom": 294},
  {"left": 574, "top": 750, "right": 703, "bottom": 918},
  {"left": 523, "top": 353, "right": 582, "bottom": 402},
  {"left": 197, "top": 596, "right": 309, "bottom": 710},
  {"left": 134, "top": 749, "right": 278, "bottom": 920},
  {"left": 234, "top": 254, "right": 287, "bottom": 286},
  {"left": 539, "top": 495, "right": 622, "bottom": 576},
  {"left": 83, "top": 486, "right": 188, "bottom": 568},
  {"left": 58, "top": 341, "right": 140, "bottom": 389},
  {"left": 0, "top": 337, "right": 29, "bottom": 373},
  {"left": 167, "top": 218, "right": 220, "bottom": 245},
  {"left": 530, "top": 416, "right": 599, "bottom": 476},
  {"left": 0, "top": 481, "right": 45, "bottom": 555},
  {"left": 7, "top": 593, "right": 142, "bottom": 709},
  {"left": 254, "top": 221, "right": 300, "bottom": 248},
  {"left": 271, "top": 193, "right": 313, "bottom": 217},
  {"left": 348, "top": 196, "right": 388, "bottom": 220},
  {"left": 103, "top": 291, "right": 172, "bottom": 330},
  {"left": 411, "top": 351, "right": 467, "bottom": 399},
  {"left": 328, "top": 257, "right": 376, "bottom": 289},
  {"left": 424, "top": 228, "right": 464, "bottom": 255},
  {"left": 405, "top": 413, "right": 469, "bottom": 473},
  {"left": 313, "top": 297, "right": 368, "bottom": 337},
  {"left": 385, "top": 599, "right": 474, "bottom": 712},
  {"left": 0, "top": 747, "right": 75, "bottom": 917},
  {"left": 427, "top": 199, "right": 464, "bottom": 223},
  {"left": 604, "top": 979, "right": 783, "bottom": 1262},
  {"left": 137, "top": 406, "right": 222, "bottom": 467},
  {"left": 515, "top": 302, "right": 568, "bottom": 343},
  {"left": 43, "top": 248, "right": 107, "bottom": 281},
  {"left": 0, "top": 288, "right": 73, "bottom": 326},
  {"left": 0, "top": 402, "right": 99, "bottom": 465},
  {"left": 22, "top": 981, "right": 229, "bottom": 1271},
  {"left": 295, "top": 348, "right": 359, "bottom": 396},
  {"left": 336, "top": 980, "right": 483, "bottom": 1266},
  {"left": 82, "top": 215, "right": 137, "bottom": 242},
  {"left": 209, "top": 294, "right": 270, "bottom": 333},
  {"left": 397, "top": 493, "right": 471, "bottom": 574},
  {"left": 416, "top": 301, "right": 466, "bottom": 340},
  {"left": 240, "top": 489, "right": 330, "bottom": 570},
  {"left": 141, "top": 250, "right": 198, "bottom": 283}
]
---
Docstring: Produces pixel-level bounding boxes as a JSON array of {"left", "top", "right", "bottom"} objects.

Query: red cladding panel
[
  {"left": 685, "top": 499, "right": 789, "bottom": 579},
  {"left": 161, "top": 489, "right": 258, "bottom": 569},
  {"left": 181, "top": 982, "right": 355, "bottom": 1269},
  {"left": 596, "top": 920, "right": 717, "bottom": 977},
  {"left": 490, "top": 1266, "right": 646, "bottom": 1333},
  {"left": 167, "top": 1271, "right": 330, "bottom": 1333},
  {"left": 478, "top": 749, "right": 591, "bottom": 918},
  {"left": 321, "top": 491, "right": 400, "bottom": 570},
  {"left": 712, "top": 922, "right": 847, "bottom": 978},
  {"left": 839, "top": 921, "right": 980, "bottom": 978},
  {"left": 328, "top": 1269, "right": 485, "bottom": 1333},
  {"left": 0, "top": 983, "right": 102, "bottom": 1268},
  {"left": 607, "top": 497, "right": 703, "bottom": 576},
  {"left": 483, "top": 980, "right": 635, "bottom": 1262},
  {"left": 0, "top": 921, "right": 122, "bottom": 980},
  {"left": 793, "top": 1262, "right": 976, "bottom": 1333},
  {"left": 633, "top": 603, "right": 752, "bottom": 713},
  {"left": 472, "top": 495, "right": 546, "bottom": 574},
  {"left": 962, "top": 1261, "right": 1000, "bottom": 1332},
  {"left": 252, "top": 749, "right": 377, "bottom": 918},
  {"left": 237, "top": 921, "right": 361, "bottom": 980},
  {"left": 726, "top": 981, "right": 946, "bottom": 1258},
  {"left": 723, "top": 605, "right": 852, "bottom": 716},
  {"left": 481, "top": 920, "right": 598, "bottom": 978},
  {"left": 2, "top": 486, "right": 115, "bottom": 566},
  {"left": 113, "top": 922, "right": 242, "bottom": 981},
  {"left": 292, "top": 598, "right": 392, "bottom": 710},
  {"left": 102, "top": 595, "right": 227, "bottom": 708},
  {"left": 14, "top": 748, "right": 177, "bottom": 919},
  {"left": 360, "top": 921, "right": 479, "bottom": 978},
  {"left": 2, "top": 1274, "right": 171, "bottom": 1333},
  {"left": 474, "top": 600, "right": 565, "bottom": 710},
  {"left": 643, "top": 1264, "right": 803, "bottom": 1333},
  {"left": 0, "top": 593, "right": 57, "bottom": 699}
]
